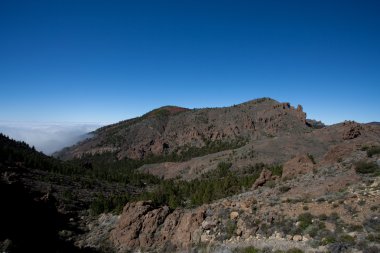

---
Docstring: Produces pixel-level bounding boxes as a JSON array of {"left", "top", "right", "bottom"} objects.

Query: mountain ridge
[{"left": 55, "top": 98, "right": 311, "bottom": 161}]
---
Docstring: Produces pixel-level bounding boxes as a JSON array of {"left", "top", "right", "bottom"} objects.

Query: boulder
[
  {"left": 292, "top": 235, "right": 303, "bottom": 241},
  {"left": 252, "top": 169, "right": 273, "bottom": 189},
  {"left": 201, "top": 220, "right": 217, "bottom": 230}
]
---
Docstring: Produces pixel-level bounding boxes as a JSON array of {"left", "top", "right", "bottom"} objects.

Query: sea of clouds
[{"left": 0, "top": 122, "right": 102, "bottom": 155}]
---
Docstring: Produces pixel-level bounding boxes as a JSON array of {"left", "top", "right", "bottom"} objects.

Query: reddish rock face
[
  {"left": 282, "top": 154, "right": 315, "bottom": 179},
  {"left": 110, "top": 201, "right": 205, "bottom": 252}
]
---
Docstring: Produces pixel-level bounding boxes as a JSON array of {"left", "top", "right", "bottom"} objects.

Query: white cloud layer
[{"left": 0, "top": 122, "right": 102, "bottom": 155}]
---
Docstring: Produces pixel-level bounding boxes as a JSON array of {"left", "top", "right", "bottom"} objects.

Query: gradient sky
[{"left": 1, "top": 0, "right": 379, "bottom": 126}]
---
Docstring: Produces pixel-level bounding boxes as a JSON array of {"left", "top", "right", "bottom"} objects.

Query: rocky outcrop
[
  {"left": 110, "top": 201, "right": 205, "bottom": 252},
  {"left": 282, "top": 154, "right": 315, "bottom": 179},
  {"left": 252, "top": 169, "right": 273, "bottom": 189},
  {"left": 296, "top": 105, "right": 307, "bottom": 124},
  {"left": 342, "top": 121, "right": 363, "bottom": 140}
]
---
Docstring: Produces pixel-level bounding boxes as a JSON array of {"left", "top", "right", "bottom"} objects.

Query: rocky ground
[{"left": 77, "top": 142, "right": 380, "bottom": 253}]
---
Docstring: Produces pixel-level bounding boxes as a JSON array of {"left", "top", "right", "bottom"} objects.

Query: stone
[
  {"left": 292, "top": 235, "right": 303, "bottom": 241},
  {"left": 200, "top": 234, "right": 214, "bottom": 243},
  {"left": 302, "top": 235, "right": 310, "bottom": 241},
  {"left": 201, "top": 220, "right": 216, "bottom": 230},
  {"left": 275, "top": 231, "right": 284, "bottom": 239},
  {"left": 230, "top": 211, "right": 239, "bottom": 220},
  {"left": 348, "top": 232, "right": 358, "bottom": 238}
]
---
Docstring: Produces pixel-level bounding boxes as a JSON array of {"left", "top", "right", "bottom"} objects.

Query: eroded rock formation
[{"left": 110, "top": 201, "right": 205, "bottom": 252}]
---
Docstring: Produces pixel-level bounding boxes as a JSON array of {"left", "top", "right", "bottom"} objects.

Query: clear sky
[{"left": 1, "top": 0, "right": 379, "bottom": 126}]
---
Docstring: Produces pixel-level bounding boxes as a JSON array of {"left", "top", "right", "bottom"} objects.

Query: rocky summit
[{"left": 2, "top": 98, "right": 380, "bottom": 253}]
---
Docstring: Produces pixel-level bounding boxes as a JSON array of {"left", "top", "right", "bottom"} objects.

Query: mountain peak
[{"left": 143, "top": 106, "right": 189, "bottom": 118}]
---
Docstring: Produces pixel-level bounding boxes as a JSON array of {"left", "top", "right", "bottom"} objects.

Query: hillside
[
  {"left": 2, "top": 98, "right": 380, "bottom": 253},
  {"left": 0, "top": 134, "right": 156, "bottom": 252}
]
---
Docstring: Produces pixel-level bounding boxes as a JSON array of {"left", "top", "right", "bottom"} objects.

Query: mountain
[{"left": 55, "top": 98, "right": 310, "bottom": 161}]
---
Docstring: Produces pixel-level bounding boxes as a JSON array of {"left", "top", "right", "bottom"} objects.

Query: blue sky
[{"left": 1, "top": 0, "right": 379, "bottom": 127}]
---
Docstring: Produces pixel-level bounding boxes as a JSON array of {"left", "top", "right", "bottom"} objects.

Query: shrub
[
  {"left": 347, "top": 224, "right": 362, "bottom": 232},
  {"left": 339, "top": 234, "right": 355, "bottom": 244},
  {"left": 328, "top": 242, "right": 349, "bottom": 253},
  {"left": 321, "top": 235, "right": 336, "bottom": 245},
  {"left": 364, "top": 246, "right": 380, "bottom": 253},
  {"left": 363, "top": 216, "right": 380, "bottom": 233},
  {"left": 367, "top": 146, "right": 380, "bottom": 157},
  {"left": 367, "top": 233, "right": 380, "bottom": 243},
  {"left": 298, "top": 212, "right": 313, "bottom": 230},
  {"left": 279, "top": 186, "right": 291, "bottom": 193},
  {"left": 268, "top": 164, "right": 283, "bottom": 177},
  {"left": 226, "top": 220, "right": 237, "bottom": 239},
  {"left": 307, "top": 153, "right": 316, "bottom": 164},
  {"left": 328, "top": 212, "right": 340, "bottom": 222},
  {"left": 264, "top": 180, "right": 276, "bottom": 188},
  {"left": 355, "top": 161, "right": 379, "bottom": 174},
  {"left": 216, "top": 162, "right": 232, "bottom": 177}
]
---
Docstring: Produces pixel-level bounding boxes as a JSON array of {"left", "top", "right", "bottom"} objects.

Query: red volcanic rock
[{"left": 110, "top": 201, "right": 205, "bottom": 252}]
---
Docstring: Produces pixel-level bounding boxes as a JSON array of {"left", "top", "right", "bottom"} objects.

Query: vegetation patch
[
  {"left": 90, "top": 194, "right": 131, "bottom": 215},
  {"left": 226, "top": 220, "right": 237, "bottom": 239},
  {"left": 366, "top": 146, "right": 380, "bottom": 157},
  {"left": 139, "top": 162, "right": 280, "bottom": 208},
  {"left": 355, "top": 161, "right": 380, "bottom": 175},
  {"left": 307, "top": 153, "right": 316, "bottom": 164},
  {"left": 297, "top": 212, "right": 313, "bottom": 230}
]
